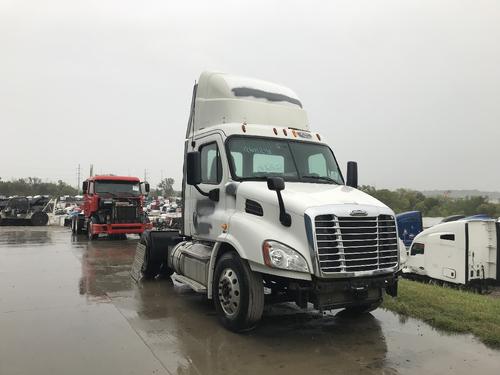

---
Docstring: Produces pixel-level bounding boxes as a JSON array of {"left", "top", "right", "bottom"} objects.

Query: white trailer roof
[{"left": 189, "top": 71, "right": 309, "bottom": 136}]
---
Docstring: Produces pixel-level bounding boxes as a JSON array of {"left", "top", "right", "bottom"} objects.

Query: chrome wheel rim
[{"left": 218, "top": 268, "right": 241, "bottom": 317}]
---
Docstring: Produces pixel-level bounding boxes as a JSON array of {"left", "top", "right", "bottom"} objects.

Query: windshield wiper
[
  {"left": 301, "top": 175, "right": 339, "bottom": 184},
  {"left": 239, "top": 176, "right": 271, "bottom": 181}
]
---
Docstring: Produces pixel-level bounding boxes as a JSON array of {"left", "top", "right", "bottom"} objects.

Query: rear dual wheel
[
  {"left": 139, "top": 231, "right": 173, "bottom": 279},
  {"left": 213, "top": 252, "right": 264, "bottom": 332}
]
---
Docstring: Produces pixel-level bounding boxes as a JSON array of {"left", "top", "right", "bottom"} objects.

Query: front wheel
[{"left": 213, "top": 252, "right": 264, "bottom": 332}]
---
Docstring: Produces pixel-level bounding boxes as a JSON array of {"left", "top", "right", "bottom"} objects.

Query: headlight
[{"left": 262, "top": 240, "right": 310, "bottom": 273}]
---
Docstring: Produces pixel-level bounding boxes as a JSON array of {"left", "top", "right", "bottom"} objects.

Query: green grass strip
[{"left": 382, "top": 279, "right": 500, "bottom": 348}]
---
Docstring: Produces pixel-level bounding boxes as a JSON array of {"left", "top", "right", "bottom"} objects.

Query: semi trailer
[
  {"left": 137, "top": 71, "right": 403, "bottom": 331},
  {"left": 72, "top": 175, "right": 152, "bottom": 240}
]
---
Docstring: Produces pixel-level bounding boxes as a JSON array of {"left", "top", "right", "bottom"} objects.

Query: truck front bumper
[
  {"left": 289, "top": 273, "right": 398, "bottom": 311},
  {"left": 91, "top": 223, "right": 152, "bottom": 235}
]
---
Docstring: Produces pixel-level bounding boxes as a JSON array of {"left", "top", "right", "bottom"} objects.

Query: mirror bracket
[
  {"left": 193, "top": 185, "right": 219, "bottom": 202},
  {"left": 267, "top": 177, "right": 291, "bottom": 227}
]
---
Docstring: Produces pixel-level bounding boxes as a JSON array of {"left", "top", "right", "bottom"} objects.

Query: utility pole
[{"left": 77, "top": 164, "right": 81, "bottom": 192}]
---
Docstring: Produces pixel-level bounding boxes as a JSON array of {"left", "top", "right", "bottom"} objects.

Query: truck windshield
[
  {"left": 95, "top": 181, "right": 141, "bottom": 196},
  {"left": 227, "top": 136, "right": 344, "bottom": 184}
]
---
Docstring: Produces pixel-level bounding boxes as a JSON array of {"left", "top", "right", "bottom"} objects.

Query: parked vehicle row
[{"left": 0, "top": 195, "right": 51, "bottom": 226}]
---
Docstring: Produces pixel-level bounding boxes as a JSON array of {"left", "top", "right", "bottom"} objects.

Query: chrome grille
[{"left": 314, "top": 214, "right": 398, "bottom": 273}]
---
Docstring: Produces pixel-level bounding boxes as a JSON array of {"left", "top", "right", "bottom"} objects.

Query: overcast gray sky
[{"left": 1, "top": 0, "right": 499, "bottom": 191}]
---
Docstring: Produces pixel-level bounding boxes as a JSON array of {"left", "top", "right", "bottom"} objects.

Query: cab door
[
  {"left": 83, "top": 181, "right": 93, "bottom": 218},
  {"left": 186, "top": 132, "right": 229, "bottom": 241},
  {"left": 408, "top": 242, "right": 426, "bottom": 275}
]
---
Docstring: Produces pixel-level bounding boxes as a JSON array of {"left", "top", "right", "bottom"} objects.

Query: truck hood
[{"left": 236, "top": 181, "right": 389, "bottom": 216}]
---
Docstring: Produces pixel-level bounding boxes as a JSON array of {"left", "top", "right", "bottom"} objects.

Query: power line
[{"left": 77, "top": 164, "right": 81, "bottom": 192}]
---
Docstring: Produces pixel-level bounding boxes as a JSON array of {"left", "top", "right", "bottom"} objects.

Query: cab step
[{"left": 171, "top": 274, "right": 207, "bottom": 293}]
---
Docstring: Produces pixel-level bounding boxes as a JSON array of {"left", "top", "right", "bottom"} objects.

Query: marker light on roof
[
  {"left": 283, "top": 129, "right": 288, "bottom": 136},
  {"left": 273, "top": 128, "right": 278, "bottom": 135},
  {"left": 316, "top": 133, "right": 321, "bottom": 141},
  {"left": 242, "top": 124, "right": 247, "bottom": 133},
  {"left": 292, "top": 130, "right": 297, "bottom": 137}
]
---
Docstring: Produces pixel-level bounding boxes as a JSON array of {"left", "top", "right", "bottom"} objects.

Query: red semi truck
[{"left": 71, "top": 175, "right": 152, "bottom": 240}]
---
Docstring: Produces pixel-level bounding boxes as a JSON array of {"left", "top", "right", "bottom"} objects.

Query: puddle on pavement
[{"left": 1, "top": 226, "right": 499, "bottom": 375}]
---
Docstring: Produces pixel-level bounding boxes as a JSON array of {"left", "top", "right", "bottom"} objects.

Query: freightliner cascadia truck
[
  {"left": 73, "top": 175, "right": 152, "bottom": 240},
  {"left": 137, "top": 72, "right": 401, "bottom": 331}
]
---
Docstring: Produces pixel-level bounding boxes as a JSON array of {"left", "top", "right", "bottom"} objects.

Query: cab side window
[
  {"left": 410, "top": 242, "right": 425, "bottom": 256},
  {"left": 200, "top": 142, "right": 222, "bottom": 184}
]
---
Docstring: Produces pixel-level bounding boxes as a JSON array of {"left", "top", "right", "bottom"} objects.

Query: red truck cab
[{"left": 73, "top": 175, "right": 152, "bottom": 239}]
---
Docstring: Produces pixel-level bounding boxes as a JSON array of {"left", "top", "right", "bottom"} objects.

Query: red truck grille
[{"left": 113, "top": 206, "right": 139, "bottom": 223}]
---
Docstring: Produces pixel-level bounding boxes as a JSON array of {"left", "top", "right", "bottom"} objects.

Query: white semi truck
[
  {"left": 138, "top": 72, "right": 401, "bottom": 331},
  {"left": 403, "top": 218, "right": 499, "bottom": 289}
]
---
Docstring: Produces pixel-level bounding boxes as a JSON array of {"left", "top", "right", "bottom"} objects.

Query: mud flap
[
  {"left": 385, "top": 279, "right": 398, "bottom": 297},
  {"left": 131, "top": 230, "right": 184, "bottom": 281},
  {"left": 130, "top": 243, "right": 146, "bottom": 282}
]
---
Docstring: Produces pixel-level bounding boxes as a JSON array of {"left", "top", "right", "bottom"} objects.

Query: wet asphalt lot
[{"left": 0, "top": 226, "right": 499, "bottom": 375}]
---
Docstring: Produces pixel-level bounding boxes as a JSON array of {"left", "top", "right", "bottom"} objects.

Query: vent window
[
  {"left": 440, "top": 234, "right": 455, "bottom": 241},
  {"left": 245, "top": 200, "right": 263, "bottom": 216}
]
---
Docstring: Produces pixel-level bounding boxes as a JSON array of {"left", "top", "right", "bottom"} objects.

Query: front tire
[{"left": 213, "top": 252, "right": 264, "bottom": 332}]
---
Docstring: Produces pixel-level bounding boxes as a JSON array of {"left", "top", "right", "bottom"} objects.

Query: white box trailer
[{"left": 403, "top": 219, "right": 499, "bottom": 287}]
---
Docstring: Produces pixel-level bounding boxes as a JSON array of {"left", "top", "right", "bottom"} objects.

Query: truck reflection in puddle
[
  {"left": 129, "top": 279, "right": 389, "bottom": 375},
  {"left": 78, "top": 238, "right": 138, "bottom": 299},
  {"left": 0, "top": 228, "right": 52, "bottom": 245},
  {"left": 74, "top": 236, "right": 390, "bottom": 374}
]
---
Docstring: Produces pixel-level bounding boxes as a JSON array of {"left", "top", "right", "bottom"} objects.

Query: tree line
[
  {"left": 360, "top": 185, "right": 500, "bottom": 217},
  {"left": 0, "top": 177, "right": 180, "bottom": 199},
  {"left": 0, "top": 177, "right": 78, "bottom": 197},
  {"left": 1, "top": 177, "right": 498, "bottom": 217}
]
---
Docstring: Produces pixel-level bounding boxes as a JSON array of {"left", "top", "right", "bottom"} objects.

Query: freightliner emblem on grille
[{"left": 350, "top": 209, "right": 368, "bottom": 217}]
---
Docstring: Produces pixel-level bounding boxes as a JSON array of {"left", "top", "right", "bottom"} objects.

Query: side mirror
[
  {"left": 186, "top": 151, "right": 202, "bottom": 186},
  {"left": 82, "top": 181, "right": 88, "bottom": 193},
  {"left": 267, "top": 177, "right": 285, "bottom": 191},
  {"left": 144, "top": 182, "right": 150, "bottom": 193},
  {"left": 346, "top": 161, "right": 358, "bottom": 189}
]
